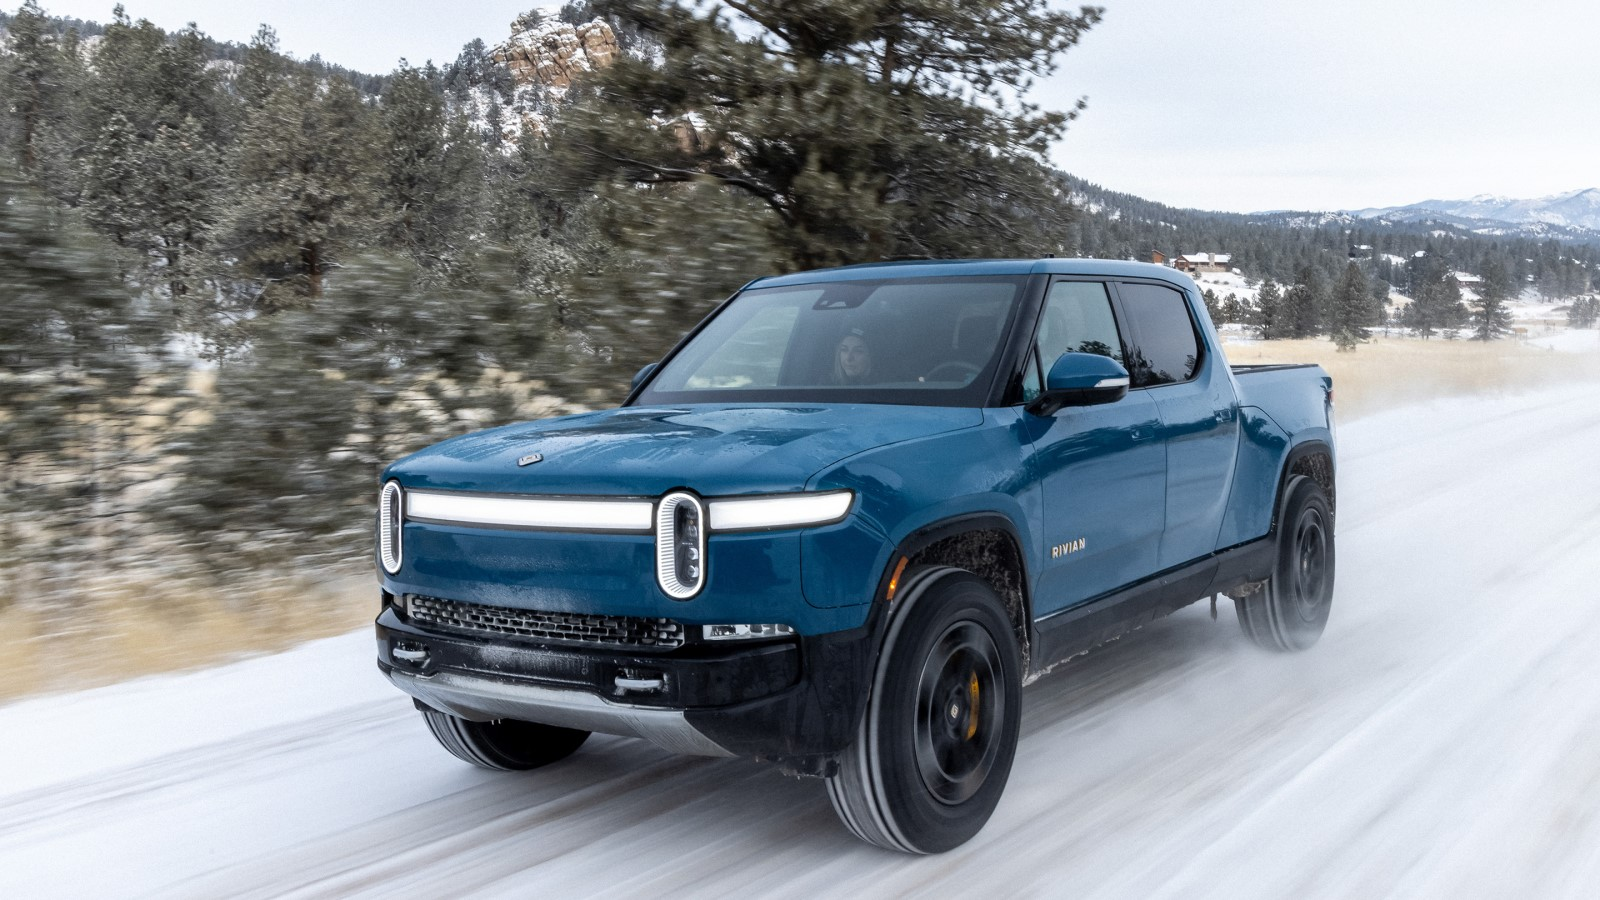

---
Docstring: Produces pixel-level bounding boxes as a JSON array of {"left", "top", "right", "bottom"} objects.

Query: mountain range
[{"left": 1349, "top": 189, "right": 1600, "bottom": 239}]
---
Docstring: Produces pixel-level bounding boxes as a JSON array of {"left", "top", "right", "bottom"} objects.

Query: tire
[
  {"left": 421, "top": 710, "right": 590, "bottom": 771},
  {"left": 827, "top": 569, "right": 1022, "bottom": 854},
  {"left": 1237, "top": 476, "right": 1336, "bottom": 652}
]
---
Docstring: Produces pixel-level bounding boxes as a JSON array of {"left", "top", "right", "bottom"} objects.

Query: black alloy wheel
[
  {"left": 827, "top": 568, "right": 1022, "bottom": 854},
  {"left": 914, "top": 620, "right": 1006, "bottom": 806},
  {"left": 1237, "top": 476, "right": 1336, "bottom": 652}
]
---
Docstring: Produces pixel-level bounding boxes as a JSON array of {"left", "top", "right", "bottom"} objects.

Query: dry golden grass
[
  {"left": 1221, "top": 334, "right": 1600, "bottom": 420},
  {"left": 0, "top": 569, "right": 374, "bottom": 704}
]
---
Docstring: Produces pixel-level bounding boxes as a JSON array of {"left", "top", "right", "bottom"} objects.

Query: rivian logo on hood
[{"left": 517, "top": 453, "right": 544, "bottom": 467}]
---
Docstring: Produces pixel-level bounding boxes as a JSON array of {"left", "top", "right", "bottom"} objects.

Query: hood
[{"left": 386, "top": 404, "right": 983, "bottom": 496}]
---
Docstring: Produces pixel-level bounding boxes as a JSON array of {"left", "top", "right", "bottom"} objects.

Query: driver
[{"left": 832, "top": 328, "right": 874, "bottom": 385}]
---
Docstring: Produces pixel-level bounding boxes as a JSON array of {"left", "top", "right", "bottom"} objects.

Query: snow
[
  {"left": 1524, "top": 328, "right": 1600, "bottom": 353},
  {"left": 6, "top": 383, "right": 1600, "bottom": 896}
]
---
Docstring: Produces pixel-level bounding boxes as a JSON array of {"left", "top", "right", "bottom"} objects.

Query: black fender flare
[
  {"left": 873, "top": 513, "right": 1033, "bottom": 621},
  {"left": 1271, "top": 440, "right": 1335, "bottom": 537}
]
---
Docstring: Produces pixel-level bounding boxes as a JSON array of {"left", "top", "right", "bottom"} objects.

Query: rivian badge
[{"left": 517, "top": 453, "right": 544, "bottom": 467}]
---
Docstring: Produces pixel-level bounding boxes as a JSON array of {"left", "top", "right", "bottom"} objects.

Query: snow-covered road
[{"left": 5, "top": 384, "right": 1600, "bottom": 899}]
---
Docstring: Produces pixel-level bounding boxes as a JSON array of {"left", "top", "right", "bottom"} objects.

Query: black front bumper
[{"left": 376, "top": 607, "right": 877, "bottom": 770}]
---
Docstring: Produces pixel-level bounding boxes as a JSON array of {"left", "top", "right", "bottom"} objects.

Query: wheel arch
[
  {"left": 1272, "top": 439, "right": 1336, "bottom": 534},
  {"left": 876, "top": 513, "right": 1034, "bottom": 672}
]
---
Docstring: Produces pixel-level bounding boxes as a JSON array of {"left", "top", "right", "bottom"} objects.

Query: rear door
[
  {"left": 1022, "top": 279, "right": 1166, "bottom": 616},
  {"left": 1112, "top": 281, "right": 1240, "bottom": 568}
]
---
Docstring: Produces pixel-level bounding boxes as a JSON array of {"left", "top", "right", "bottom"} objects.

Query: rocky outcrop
[{"left": 491, "top": 9, "right": 619, "bottom": 94}]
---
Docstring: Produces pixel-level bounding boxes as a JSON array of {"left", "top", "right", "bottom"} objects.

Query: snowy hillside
[
  {"left": 5, "top": 384, "right": 1600, "bottom": 897},
  {"left": 1351, "top": 189, "right": 1600, "bottom": 239}
]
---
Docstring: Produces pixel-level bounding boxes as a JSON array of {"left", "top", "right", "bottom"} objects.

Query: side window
[
  {"left": 1037, "top": 281, "right": 1123, "bottom": 373},
  {"left": 1116, "top": 283, "right": 1201, "bottom": 387}
]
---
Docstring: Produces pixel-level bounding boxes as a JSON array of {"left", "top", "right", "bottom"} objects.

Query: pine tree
[
  {"left": 1202, "top": 288, "right": 1221, "bottom": 323},
  {"left": 1567, "top": 296, "right": 1598, "bottom": 329},
  {"left": 1254, "top": 280, "right": 1283, "bottom": 339},
  {"left": 1283, "top": 265, "right": 1325, "bottom": 339},
  {"left": 83, "top": 8, "right": 168, "bottom": 143},
  {"left": 1471, "top": 259, "right": 1515, "bottom": 341},
  {"left": 558, "top": 0, "right": 1103, "bottom": 270},
  {"left": 145, "top": 114, "right": 225, "bottom": 328},
  {"left": 378, "top": 66, "right": 485, "bottom": 277},
  {"left": 1368, "top": 277, "right": 1391, "bottom": 327},
  {"left": 1330, "top": 262, "right": 1368, "bottom": 351},
  {"left": 230, "top": 69, "right": 381, "bottom": 313},
  {"left": 2, "top": 1, "right": 80, "bottom": 179},
  {"left": 81, "top": 112, "right": 145, "bottom": 251},
  {"left": 236, "top": 25, "right": 292, "bottom": 111},
  {"left": 1439, "top": 274, "right": 1468, "bottom": 336},
  {"left": 1221, "top": 292, "right": 1244, "bottom": 324}
]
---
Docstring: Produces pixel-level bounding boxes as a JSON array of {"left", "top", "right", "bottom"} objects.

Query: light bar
[
  {"left": 707, "top": 491, "right": 854, "bottom": 532},
  {"left": 406, "top": 490, "right": 653, "bottom": 532},
  {"left": 378, "top": 481, "right": 404, "bottom": 574}
]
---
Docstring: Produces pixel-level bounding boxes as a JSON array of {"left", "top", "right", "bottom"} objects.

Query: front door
[{"left": 1022, "top": 279, "right": 1166, "bottom": 617}]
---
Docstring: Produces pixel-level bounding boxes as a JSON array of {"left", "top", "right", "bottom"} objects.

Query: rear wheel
[
  {"left": 1237, "top": 477, "right": 1335, "bottom": 651},
  {"left": 827, "top": 569, "right": 1022, "bottom": 853},
  {"left": 421, "top": 710, "right": 590, "bottom": 771}
]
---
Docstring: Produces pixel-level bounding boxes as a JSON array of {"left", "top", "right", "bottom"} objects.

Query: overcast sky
[{"left": 26, "top": 0, "right": 1600, "bottom": 213}]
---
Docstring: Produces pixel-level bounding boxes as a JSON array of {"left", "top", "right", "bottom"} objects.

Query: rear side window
[{"left": 1117, "top": 283, "right": 1201, "bottom": 387}]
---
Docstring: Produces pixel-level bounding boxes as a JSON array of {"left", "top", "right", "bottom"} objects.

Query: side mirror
[
  {"left": 1026, "top": 352, "right": 1130, "bottom": 417},
  {"left": 631, "top": 362, "right": 659, "bottom": 391}
]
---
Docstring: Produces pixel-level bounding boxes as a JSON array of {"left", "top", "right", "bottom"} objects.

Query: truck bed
[{"left": 1230, "top": 362, "right": 1333, "bottom": 436}]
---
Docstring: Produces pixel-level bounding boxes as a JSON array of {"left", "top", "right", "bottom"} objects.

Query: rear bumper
[{"left": 376, "top": 607, "right": 877, "bottom": 769}]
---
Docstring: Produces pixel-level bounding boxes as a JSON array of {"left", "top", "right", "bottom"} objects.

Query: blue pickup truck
[{"left": 374, "top": 259, "right": 1336, "bottom": 853}]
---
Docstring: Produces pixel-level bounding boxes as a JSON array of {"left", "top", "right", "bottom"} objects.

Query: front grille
[{"left": 407, "top": 595, "right": 685, "bottom": 650}]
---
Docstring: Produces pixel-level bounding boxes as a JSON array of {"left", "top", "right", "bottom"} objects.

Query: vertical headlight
[
  {"left": 655, "top": 492, "right": 705, "bottom": 599},
  {"left": 378, "top": 480, "right": 404, "bottom": 574}
]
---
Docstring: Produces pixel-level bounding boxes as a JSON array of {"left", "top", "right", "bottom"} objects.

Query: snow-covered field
[
  {"left": 5, "top": 384, "right": 1600, "bottom": 898},
  {"left": 1526, "top": 328, "right": 1600, "bottom": 353}
]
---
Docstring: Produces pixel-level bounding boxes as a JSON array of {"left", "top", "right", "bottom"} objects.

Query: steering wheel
[{"left": 924, "top": 361, "right": 982, "bottom": 383}]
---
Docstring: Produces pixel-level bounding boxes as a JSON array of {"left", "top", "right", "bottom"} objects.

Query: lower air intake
[{"left": 407, "top": 595, "right": 685, "bottom": 650}]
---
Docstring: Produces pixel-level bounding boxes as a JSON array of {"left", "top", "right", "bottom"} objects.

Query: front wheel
[
  {"left": 827, "top": 569, "right": 1022, "bottom": 853},
  {"left": 1237, "top": 477, "right": 1336, "bottom": 651},
  {"left": 421, "top": 710, "right": 590, "bottom": 771}
]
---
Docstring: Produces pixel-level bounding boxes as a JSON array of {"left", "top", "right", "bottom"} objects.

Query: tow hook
[
  {"left": 614, "top": 671, "right": 666, "bottom": 695},
  {"left": 393, "top": 641, "right": 430, "bottom": 667}
]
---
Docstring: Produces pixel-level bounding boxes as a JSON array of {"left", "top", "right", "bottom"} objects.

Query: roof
[
  {"left": 1178, "top": 253, "right": 1232, "bottom": 264},
  {"left": 749, "top": 258, "right": 1197, "bottom": 291}
]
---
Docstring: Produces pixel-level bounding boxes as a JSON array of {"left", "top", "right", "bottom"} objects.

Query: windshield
[{"left": 635, "top": 276, "right": 1029, "bottom": 407}]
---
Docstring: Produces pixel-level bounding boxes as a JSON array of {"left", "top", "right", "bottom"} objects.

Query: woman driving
[{"left": 832, "top": 328, "right": 874, "bottom": 384}]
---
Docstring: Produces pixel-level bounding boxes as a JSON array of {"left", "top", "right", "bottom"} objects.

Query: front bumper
[{"left": 376, "top": 606, "right": 877, "bottom": 768}]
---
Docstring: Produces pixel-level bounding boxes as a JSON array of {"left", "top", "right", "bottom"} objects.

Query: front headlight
[
  {"left": 378, "top": 480, "right": 404, "bottom": 574},
  {"left": 706, "top": 491, "right": 854, "bottom": 532}
]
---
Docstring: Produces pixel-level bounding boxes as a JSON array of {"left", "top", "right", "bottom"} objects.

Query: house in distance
[{"left": 1174, "top": 252, "right": 1233, "bottom": 273}]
